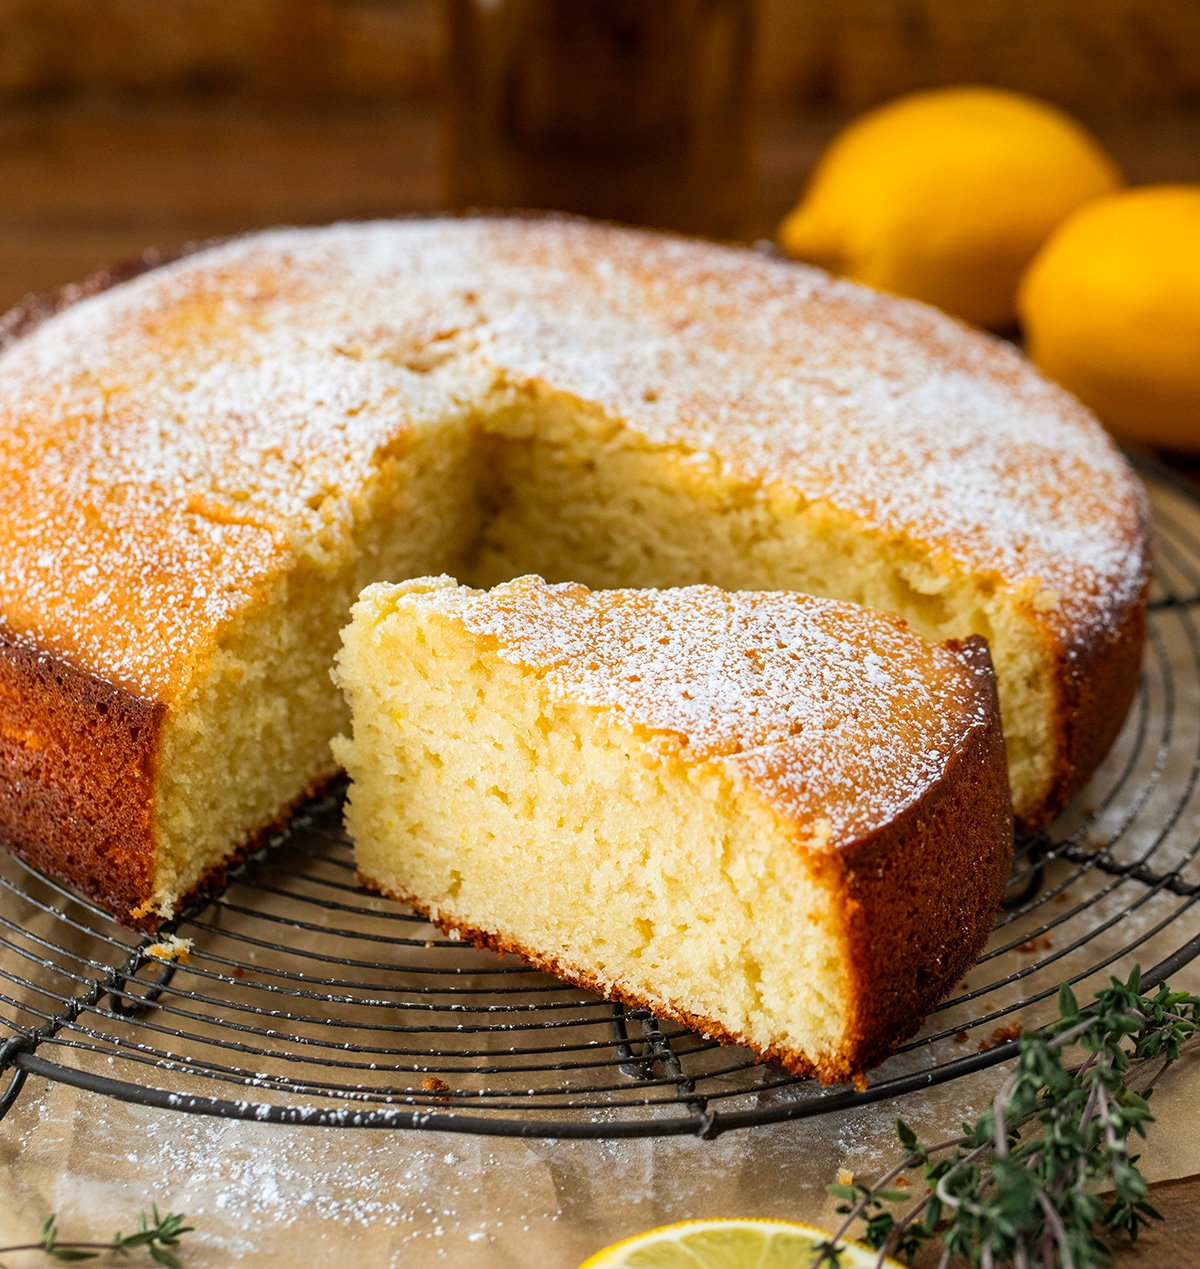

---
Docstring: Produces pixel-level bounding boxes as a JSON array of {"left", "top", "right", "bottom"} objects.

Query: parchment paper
[{"left": 3, "top": 1040, "right": 1199, "bottom": 1266}]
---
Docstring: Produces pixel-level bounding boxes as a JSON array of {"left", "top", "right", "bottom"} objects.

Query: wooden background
[
  {"left": 2, "top": 0, "right": 1200, "bottom": 111},
  {"left": 0, "top": 0, "right": 1198, "bottom": 308}
]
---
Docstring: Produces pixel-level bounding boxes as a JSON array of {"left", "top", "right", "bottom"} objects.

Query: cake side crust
[
  {"left": 1036, "top": 567, "right": 1150, "bottom": 830},
  {"left": 830, "top": 638, "right": 1013, "bottom": 1068},
  {"left": 0, "top": 623, "right": 164, "bottom": 922},
  {"left": 0, "top": 617, "right": 344, "bottom": 932}
]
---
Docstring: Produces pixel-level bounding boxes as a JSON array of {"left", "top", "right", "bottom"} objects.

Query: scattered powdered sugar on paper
[{"left": 3, "top": 1069, "right": 1000, "bottom": 1267}]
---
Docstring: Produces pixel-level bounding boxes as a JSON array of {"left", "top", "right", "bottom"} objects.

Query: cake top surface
[
  {"left": 0, "top": 217, "right": 1148, "bottom": 698},
  {"left": 365, "top": 575, "right": 1000, "bottom": 845}
]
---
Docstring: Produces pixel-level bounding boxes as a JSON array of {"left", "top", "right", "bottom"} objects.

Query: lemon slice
[{"left": 578, "top": 1218, "right": 898, "bottom": 1268}]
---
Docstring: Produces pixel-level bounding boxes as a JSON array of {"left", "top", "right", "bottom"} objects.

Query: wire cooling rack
[{"left": 2, "top": 455, "right": 1199, "bottom": 1140}]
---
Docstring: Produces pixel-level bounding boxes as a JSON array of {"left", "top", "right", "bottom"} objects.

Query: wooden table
[{"left": 2, "top": 95, "right": 1199, "bottom": 1265}]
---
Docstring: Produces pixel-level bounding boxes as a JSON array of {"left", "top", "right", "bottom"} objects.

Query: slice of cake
[{"left": 334, "top": 575, "right": 1013, "bottom": 1080}]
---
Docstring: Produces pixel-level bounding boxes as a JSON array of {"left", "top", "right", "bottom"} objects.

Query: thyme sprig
[
  {"left": 813, "top": 968, "right": 1200, "bottom": 1268},
  {"left": 0, "top": 1206, "right": 191, "bottom": 1267}
]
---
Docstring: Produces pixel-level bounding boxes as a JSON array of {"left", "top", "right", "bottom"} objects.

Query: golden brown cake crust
[
  {"left": 0, "top": 636, "right": 337, "bottom": 930},
  {"left": 1034, "top": 560, "right": 1150, "bottom": 831},
  {"left": 0, "top": 622, "right": 163, "bottom": 923},
  {"left": 829, "top": 638, "right": 1012, "bottom": 1072},
  {"left": 0, "top": 218, "right": 1149, "bottom": 711},
  {"left": 0, "top": 255, "right": 178, "bottom": 923},
  {"left": 393, "top": 575, "right": 1008, "bottom": 845},
  {"left": 0, "top": 618, "right": 336, "bottom": 932}
]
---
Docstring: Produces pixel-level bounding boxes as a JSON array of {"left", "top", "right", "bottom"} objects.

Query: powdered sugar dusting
[
  {"left": 386, "top": 576, "right": 997, "bottom": 843},
  {"left": 0, "top": 218, "right": 1148, "bottom": 698},
  {"left": 474, "top": 224, "right": 1148, "bottom": 625}
]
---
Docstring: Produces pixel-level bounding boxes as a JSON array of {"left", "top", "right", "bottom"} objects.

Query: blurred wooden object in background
[
  {"left": 0, "top": 0, "right": 442, "bottom": 102},
  {"left": 445, "top": 0, "right": 754, "bottom": 236},
  {"left": 2, "top": 0, "right": 1199, "bottom": 112},
  {"left": 0, "top": 0, "right": 1197, "bottom": 307},
  {"left": 760, "top": 0, "right": 1200, "bottom": 115}
]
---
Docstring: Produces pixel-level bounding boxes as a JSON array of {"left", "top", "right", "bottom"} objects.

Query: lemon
[
  {"left": 577, "top": 1218, "right": 899, "bottom": 1268},
  {"left": 1018, "top": 184, "right": 1200, "bottom": 450},
  {"left": 778, "top": 86, "right": 1123, "bottom": 329}
]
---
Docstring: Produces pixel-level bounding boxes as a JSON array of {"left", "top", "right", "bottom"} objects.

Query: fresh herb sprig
[
  {"left": 0, "top": 1206, "right": 191, "bottom": 1267},
  {"left": 814, "top": 969, "right": 1200, "bottom": 1268}
]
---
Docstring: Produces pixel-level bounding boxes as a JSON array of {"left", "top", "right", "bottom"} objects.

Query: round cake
[{"left": 0, "top": 217, "right": 1149, "bottom": 925}]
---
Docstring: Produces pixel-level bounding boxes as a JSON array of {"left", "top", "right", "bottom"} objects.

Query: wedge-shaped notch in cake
[{"left": 335, "top": 575, "right": 1013, "bottom": 1081}]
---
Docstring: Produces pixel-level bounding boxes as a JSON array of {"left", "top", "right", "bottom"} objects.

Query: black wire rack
[{"left": 2, "top": 454, "right": 1199, "bottom": 1140}]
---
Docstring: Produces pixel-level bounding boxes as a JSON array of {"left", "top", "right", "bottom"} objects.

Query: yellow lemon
[
  {"left": 778, "top": 86, "right": 1122, "bottom": 329},
  {"left": 1018, "top": 185, "right": 1200, "bottom": 450},
  {"left": 578, "top": 1218, "right": 900, "bottom": 1268}
]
